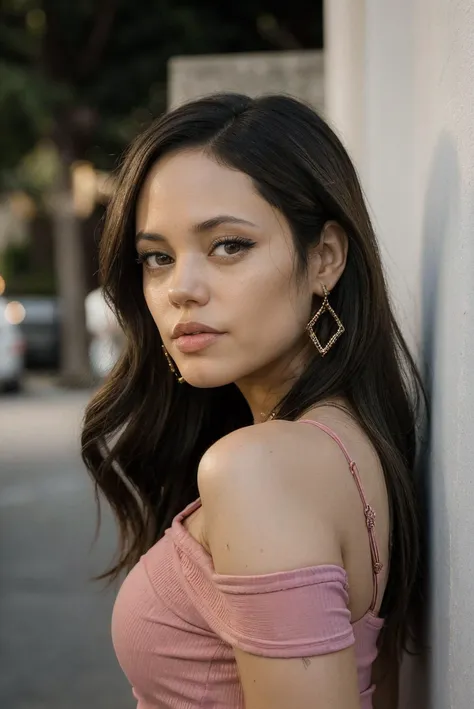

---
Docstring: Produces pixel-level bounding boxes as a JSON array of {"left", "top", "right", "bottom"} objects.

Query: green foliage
[
  {"left": 0, "top": 241, "right": 30, "bottom": 277},
  {"left": 0, "top": 240, "right": 56, "bottom": 295},
  {"left": 3, "top": 271, "right": 57, "bottom": 295},
  {"left": 0, "top": 0, "right": 323, "bottom": 179},
  {"left": 0, "top": 64, "right": 46, "bottom": 174}
]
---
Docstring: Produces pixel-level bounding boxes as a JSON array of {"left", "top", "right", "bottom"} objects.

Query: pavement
[{"left": 0, "top": 375, "right": 134, "bottom": 709}]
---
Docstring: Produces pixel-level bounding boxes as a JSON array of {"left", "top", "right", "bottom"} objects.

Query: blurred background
[
  {"left": 3, "top": 1, "right": 474, "bottom": 708},
  {"left": 0, "top": 2, "right": 323, "bottom": 707}
]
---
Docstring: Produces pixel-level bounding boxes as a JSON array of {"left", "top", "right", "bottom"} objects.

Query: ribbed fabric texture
[{"left": 112, "top": 498, "right": 384, "bottom": 708}]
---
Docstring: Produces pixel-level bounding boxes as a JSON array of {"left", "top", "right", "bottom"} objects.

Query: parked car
[
  {"left": 0, "top": 297, "right": 26, "bottom": 391},
  {"left": 14, "top": 295, "right": 61, "bottom": 369}
]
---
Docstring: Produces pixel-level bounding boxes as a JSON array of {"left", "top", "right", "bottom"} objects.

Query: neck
[{"left": 236, "top": 343, "right": 310, "bottom": 423}]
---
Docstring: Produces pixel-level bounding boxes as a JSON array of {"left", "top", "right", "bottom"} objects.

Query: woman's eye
[
  {"left": 136, "top": 239, "right": 255, "bottom": 269},
  {"left": 211, "top": 239, "right": 255, "bottom": 257},
  {"left": 137, "top": 253, "right": 173, "bottom": 269}
]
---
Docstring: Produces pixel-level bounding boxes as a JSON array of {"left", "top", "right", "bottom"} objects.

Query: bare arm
[{"left": 199, "top": 422, "right": 363, "bottom": 709}]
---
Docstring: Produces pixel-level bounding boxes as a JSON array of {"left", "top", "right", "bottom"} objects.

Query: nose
[{"left": 168, "top": 256, "right": 210, "bottom": 308}]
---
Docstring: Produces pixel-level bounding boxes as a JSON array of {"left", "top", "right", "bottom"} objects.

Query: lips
[
  {"left": 171, "top": 321, "right": 225, "bottom": 354},
  {"left": 174, "top": 332, "right": 223, "bottom": 353},
  {"left": 171, "top": 321, "right": 222, "bottom": 339}
]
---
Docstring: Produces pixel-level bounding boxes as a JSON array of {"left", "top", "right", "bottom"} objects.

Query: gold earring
[
  {"left": 162, "top": 345, "right": 185, "bottom": 383},
  {"left": 306, "top": 284, "right": 345, "bottom": 356}
]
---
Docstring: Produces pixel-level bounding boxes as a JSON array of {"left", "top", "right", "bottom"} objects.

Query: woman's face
[{"left": 135, "top": 149, "right": 316, "bottom": 391}]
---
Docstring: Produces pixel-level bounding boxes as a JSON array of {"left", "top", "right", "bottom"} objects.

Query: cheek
[
  {"left": 143, "top": 281, "right": 167, "bottom": 328},
  {"left": 234, "top": 270, "right": 310, "bottom": 344}
]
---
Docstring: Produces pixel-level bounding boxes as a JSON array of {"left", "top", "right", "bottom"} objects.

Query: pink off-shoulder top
[{"left": 112, "top": 420, "right": 385, "bottom": 708}]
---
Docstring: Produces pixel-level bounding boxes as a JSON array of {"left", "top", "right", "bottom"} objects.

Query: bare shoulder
[
  {"left": 199, "top": 417, "right": 352, "bottom": 483},
  {"left": 198, "top": 418, "right": 360, "bottom": 576},
  {"left": 198, "top": 418, "right": 352, "bottom": 506}
]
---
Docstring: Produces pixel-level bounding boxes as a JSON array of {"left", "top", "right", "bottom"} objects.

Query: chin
[
  {"left": 181, "top": 372, "right": 234, "bottom": 389},
  {"left": 178, "top": 361, "right": 241, "bottom": 389}
]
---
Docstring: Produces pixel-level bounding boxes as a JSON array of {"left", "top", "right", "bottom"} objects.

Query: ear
[{"left": 309, "top": 221, "right": 348, "bottom": 296}]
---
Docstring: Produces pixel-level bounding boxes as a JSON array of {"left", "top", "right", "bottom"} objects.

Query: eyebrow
[{"left": 135, "top": 215, "right": 258, "bottom": 246}]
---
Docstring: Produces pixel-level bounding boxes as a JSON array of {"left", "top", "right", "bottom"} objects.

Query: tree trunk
[{"left": 51, "top": 156, "right": 92, "bottom": 388}]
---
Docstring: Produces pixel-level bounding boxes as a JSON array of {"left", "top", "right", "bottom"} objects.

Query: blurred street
[{"left": 0, "top": 377, "right": 133, "bottom": 709}]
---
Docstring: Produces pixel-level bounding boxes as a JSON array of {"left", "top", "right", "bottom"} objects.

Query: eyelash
[{"left": 135, "top": 235, "right": 256, "bottom": 270}]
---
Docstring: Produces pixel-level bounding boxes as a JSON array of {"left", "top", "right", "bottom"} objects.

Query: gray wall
[
  {"left": 168, "top": 50, "right": 324, "bottom": 111},
  {"left": 326, "top": 0, "right": 474, "bottom": 707}
]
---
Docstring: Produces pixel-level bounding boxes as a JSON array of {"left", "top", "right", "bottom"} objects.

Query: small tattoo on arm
[{"left": 302, "top": 657, "right": 311, "bottom": 669}]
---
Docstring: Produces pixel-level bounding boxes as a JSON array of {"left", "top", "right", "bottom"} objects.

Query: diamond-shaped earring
[{"left": 306, "top": 284, "right": 345, "bottom": 356}]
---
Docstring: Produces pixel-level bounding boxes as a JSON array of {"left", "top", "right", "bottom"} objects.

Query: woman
[{"left": 81, "top": 93, "right": 425, "bottom": 709}]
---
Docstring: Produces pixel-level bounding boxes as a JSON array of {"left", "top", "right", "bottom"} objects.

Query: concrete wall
[
  {"left": 325, "top": 1, "right": 474, "bottom": 707},
  {"left": 168, "top": 50, "right": 324, "bottom": 111}
]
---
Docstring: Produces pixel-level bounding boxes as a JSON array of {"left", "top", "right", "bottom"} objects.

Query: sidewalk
[{"left": 23, "top": 371, "right": 95, "bottom": 398}]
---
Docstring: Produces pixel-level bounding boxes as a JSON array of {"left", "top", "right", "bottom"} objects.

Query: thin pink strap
[{"left": 299, "top": 419, "right": 383, "bottom": 612}]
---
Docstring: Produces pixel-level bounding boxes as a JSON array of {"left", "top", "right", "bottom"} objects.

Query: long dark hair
[{"left": 81, "top": 93, "right": 426, "bottom": 659}]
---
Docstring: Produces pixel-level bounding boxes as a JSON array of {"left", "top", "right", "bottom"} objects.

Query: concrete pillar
[
  {"left": 323, "top": 0, "right": 366, "bottom": 173},
  {"left": 420, "top": 5, "right": 474, "bottom": 709},
  {"left": 325, "top": 0, "right": 419, "bottom": 344},
  {"left": 325, "top": 1, "right": 474, "bottom": 707}
]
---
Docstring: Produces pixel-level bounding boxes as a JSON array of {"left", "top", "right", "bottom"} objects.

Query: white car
[{"left": 0, "top": 297, "right": 25, "bottom": 392}]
